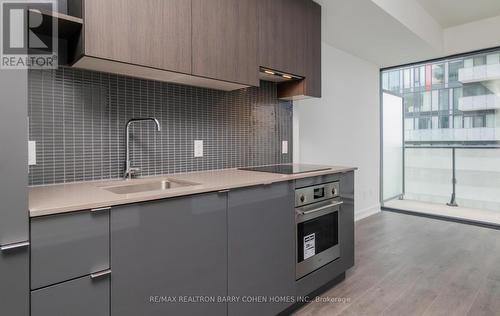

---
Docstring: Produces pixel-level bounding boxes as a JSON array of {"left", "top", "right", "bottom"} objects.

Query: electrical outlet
[
  {"left": 194, "top": 140, "right": 203, "bottom": 157},
  {"left": 28, "top": 141, "right": 36, "bottom": 165},
  {"left": 282, "top": 140, "right": 288, "bottom": 154}
]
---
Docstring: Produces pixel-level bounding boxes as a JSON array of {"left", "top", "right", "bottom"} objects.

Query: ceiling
[
  {"left": 318, "top": 0, "right": 500, "bottom": 68},
  {"left": 415, "top": 0, "right": 500, "bottom": 27},
  {"left": 318, "top": 0, "right": 441, "bottom": 67}
]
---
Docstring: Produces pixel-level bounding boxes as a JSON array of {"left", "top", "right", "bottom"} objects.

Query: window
[
  {"left": 432, "top": 64, "right": 445, "bottom": 85},
  {"left": 464, "top": 58, "right": 473, "bottom": 68},
  {"left": 389, "top": 71, "right": 400, "bottom": 91},
  {"left": 405, "top": 118, "right": 415, "bottom": 130},
  {"left": 432, "top": 116, "right": 439, "bottom": 129},
  {"left": 439, "top": 90, "right": 449, "bottom": 111},
  {"left": 463, "top": 83, "right": 490, "bottom": 97},
  {"left": 432, "top": 90, "right": 439, "bottom": 112},
  {"left": 473, "top": 55, "right": 486, "bottom": 66},
  {"left": 403, "top": 68, "right": 411, "bottom": 89},
  {"left": 404, "top": 93, "right": 414, "bottom": 113},
  {"left": 452, "top": 88, "right": 463, "bottom": 111},
  {"left": 486, "top": 114, "right": 496, "bottom": 128},
  {"left": 473, "top": 115, "right": 485, "bottom": 128},
  {"left": 382, "top": 72, "right": 389, "bottom": 90},
  {"left": 487, "top": 54, "right": 499, "bottom": 65},
  {"left": 448, "top": 61, "right": 463, "bottom": 83},
  {"left": 422, "top": 91, "right": 431, "bottom": 112},
  {"left": 464, "top": 116, "right": 472, "bottom": 128},
  {"left": 439, "top": 116, "right": 449, "bottom": 128},
  {"left": 381, "top": 48, "right": 500, "bottom": 215},
  {"left": 418, "top": 117, "right": 431, "bottom": 129}
]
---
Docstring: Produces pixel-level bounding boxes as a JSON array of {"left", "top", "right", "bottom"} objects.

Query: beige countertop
[{"left": 29, "top": 165, "right": 356, "bottom": 217}]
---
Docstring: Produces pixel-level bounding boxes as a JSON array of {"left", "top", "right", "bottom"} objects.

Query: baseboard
[{"left": 355, "top": 204, "right": 380, "bottom": 221}]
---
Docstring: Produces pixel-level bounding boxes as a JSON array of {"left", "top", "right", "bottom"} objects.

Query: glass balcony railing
[
  {"left": 404, "top": 146, "right": 500, "bottom": 212},
  {"left": 458, "top": 63, "right": 500, "bottom": 83}
]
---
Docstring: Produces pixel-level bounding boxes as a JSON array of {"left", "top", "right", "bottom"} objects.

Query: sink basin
[{"left": 101, "top": 179, "right": 198, "bottom": 195}]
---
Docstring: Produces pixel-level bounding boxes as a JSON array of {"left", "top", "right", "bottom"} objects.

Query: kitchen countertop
[{"left": 29, "top": 165, "right": 356, "bottom": 217}]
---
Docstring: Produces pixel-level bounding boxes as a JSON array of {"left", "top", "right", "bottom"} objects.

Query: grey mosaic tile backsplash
[{"left": 28, "top": 67, "right": 293, "bottom": 185}]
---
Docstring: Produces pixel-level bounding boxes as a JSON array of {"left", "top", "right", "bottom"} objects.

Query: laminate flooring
[{"left": 293, "top": 211, "right": 500, "bottom": 316}]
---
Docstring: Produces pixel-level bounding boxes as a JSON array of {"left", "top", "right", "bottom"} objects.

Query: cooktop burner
[{"left": 239, "top": 164, "right": 331, "bottom": 175}]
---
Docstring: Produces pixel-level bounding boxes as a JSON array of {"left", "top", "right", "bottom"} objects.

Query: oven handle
[{"left": 298, "top": 201, "right": 343, "bottom": 216}]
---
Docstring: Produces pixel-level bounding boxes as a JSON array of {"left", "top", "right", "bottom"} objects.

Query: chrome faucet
[{"left": 124, "top": 117, "right": 161, "bottom": 180}]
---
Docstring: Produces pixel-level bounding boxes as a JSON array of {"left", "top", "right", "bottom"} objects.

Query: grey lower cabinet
[
  {"left": 31, "top": 274, "right": 110, "bottom": 316},
  {"left": 0, "top": 245, "right": 29, "bottom": 316},
  {"left": 110, "top": 193, "right": 228, "bottom": 316},
  {"left": 30, "top": 210, "right": 110, "bottom": 289},
  {"left": 227, "top": 182, "right": 295, "bottom": 316},
  {"left": 339, "top": 171, "right": 355, "bottom": 269}
]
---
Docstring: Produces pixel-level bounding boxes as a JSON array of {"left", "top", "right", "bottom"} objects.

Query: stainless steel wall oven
[{"left": 295, "top": 181, "right": 342, "bottom": 279}]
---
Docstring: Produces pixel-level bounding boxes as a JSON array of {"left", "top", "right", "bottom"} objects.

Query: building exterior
[{"left": 382, "top": 50, "right": 500, "bottom": 144}]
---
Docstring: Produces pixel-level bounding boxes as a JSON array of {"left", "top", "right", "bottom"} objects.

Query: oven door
[{"left": 295, "top": 199, "right": 342, "bottom": 280}]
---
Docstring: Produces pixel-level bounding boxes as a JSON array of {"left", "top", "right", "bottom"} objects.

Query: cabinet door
[
  {"left": 339, "top": 171, "right": 355, "bottom": 269},
  {"left": 228, "top": 182, "right": 295, "bottom": 316},
  {"left": 0, "top": 69, "right": 28, "bottom": 245},
  {"left": 192, "top": 0, "right": 259, "bottom": 86},
  {"left": 303, "top": 0, "right": 322, "bottom": 98},
  {"left": 84, "top": 0, "right": 191, "bottom": 74},
  {"left": 111, "top": 193, "right": 227, "bottom": 316},
  {"left": 31, "top": 274, "right": 110, "bottom": 316},
  {"left": 0, "top": 245, "right": 29, "bottom": 316},
  {"left": 0, "top": 68, "right": 29, "bottom": 316},
  {"left": 31, "top": 209, "right": 110, "bottom": 289},
  {"left": 259, "top": 0, "right": 305, "bottom": 75}
]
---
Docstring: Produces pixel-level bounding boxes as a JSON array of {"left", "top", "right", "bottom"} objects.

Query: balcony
[
  {"left": 384, "top": 146, "right": 500, "bottom": 226},
  {"left": 458, "top": 63, "right": 500, "bottom": 83},
  {"left": 405, "top": 128, "right": 500, "bottom": 142},
  {"left": 458, "top": 94, "right": 500, "bottom": 111}
]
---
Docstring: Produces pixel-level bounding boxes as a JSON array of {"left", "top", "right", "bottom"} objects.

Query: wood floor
[{"left": 293, "top": 211, "right": 500, "bottom": 316}]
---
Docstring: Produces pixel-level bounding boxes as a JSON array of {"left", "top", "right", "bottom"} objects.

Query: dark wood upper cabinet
[
  {"left": 83, "top": 0, "right": 192, "bottom": 74},
  {"left": 60, "top": 0, "right": 320, "bottom": 94},
  {"left": 279, "top": 0, "right": 322, "bottom": 99},
  {"left": 259, "top": 0, "right": 305, "bottom": 76},
  {"left": 192, "top": 0, "right": 259, "bottom": 86},
  {"left": 304, "top": 0, "right": 322, "bottom": 98}
]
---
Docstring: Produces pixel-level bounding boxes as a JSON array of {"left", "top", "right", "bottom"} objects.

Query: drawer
[
  {"left": 31, "top": 209, "right": 110, "bottom": 289},
  {"left": 31, "top": 272, "right": 110, "bottom": 316}
]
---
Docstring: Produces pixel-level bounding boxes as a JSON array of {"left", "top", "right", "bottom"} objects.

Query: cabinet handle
[
  {"left": 90, "top": 269, "right": 112, "bottom": 279},
  {"left": 0, "top": 241, "right": 30, "bottom": 252},
  {"left": 218, "top": 189, "right": 230, "bottom": 194},
  {"left": 298, "top": 201, "right": 343, "bottom": 216},
  {"left": 90, "top": 206, "right": 111, "bottom": 213}
]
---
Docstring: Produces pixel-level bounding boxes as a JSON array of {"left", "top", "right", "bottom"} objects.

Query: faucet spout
[{"left": 124, "top": 117, "right": 162, "bottom": 179}]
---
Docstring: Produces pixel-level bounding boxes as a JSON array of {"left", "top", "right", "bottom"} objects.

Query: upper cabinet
[
  {"left": 84, "top": 0, "right": 192, "bottom": 74},
  {"left": 303, "top": 0, "right": 322, "bottom": 98},
  {"left": 260, "top": 0, "right": 322, "bottom": 99},
  {"left": 259, "top": 0, "right": 305, "bottom": 76},
  {"left": 58, "top": 0, "right": 321, "bottom": 96},
  {"left": 192, "top": 0, "right": 259, "bottom": 86}
]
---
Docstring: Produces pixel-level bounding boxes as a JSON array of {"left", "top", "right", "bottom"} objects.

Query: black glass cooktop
[{"left": 239, "top": 164, "right": 331, "bottom": 175}]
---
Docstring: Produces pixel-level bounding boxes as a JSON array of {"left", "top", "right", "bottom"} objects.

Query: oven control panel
[{"left": 295, "top": 181, "right": 340, "bottom": 207}]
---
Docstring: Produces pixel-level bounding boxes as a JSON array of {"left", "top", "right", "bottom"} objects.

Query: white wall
[{"left": 294, "top": 42, "right": 381, "bottom": 221}]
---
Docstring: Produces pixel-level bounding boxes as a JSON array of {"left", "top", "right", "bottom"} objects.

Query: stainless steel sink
[{"left": 101, "top": 179, "right": 198, "bottom": 195}]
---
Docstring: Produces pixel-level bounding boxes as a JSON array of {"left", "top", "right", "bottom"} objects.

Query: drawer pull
[
  {"left": 0, "top": 241, "right": 30, "bottom": 252},
  {"left": 90, "top": 269, "right": 112, "bottom": 279},
  {"left": 298, "top": 201, "right": 343, "bottom": 216},
  {"left": 90, "top": 207, "right": 111, "bottom": 213}
]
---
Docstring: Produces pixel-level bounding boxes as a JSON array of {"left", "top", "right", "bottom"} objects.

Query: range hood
[{"left": 258, "top": 67, "right": 303, "bottom": 83}]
